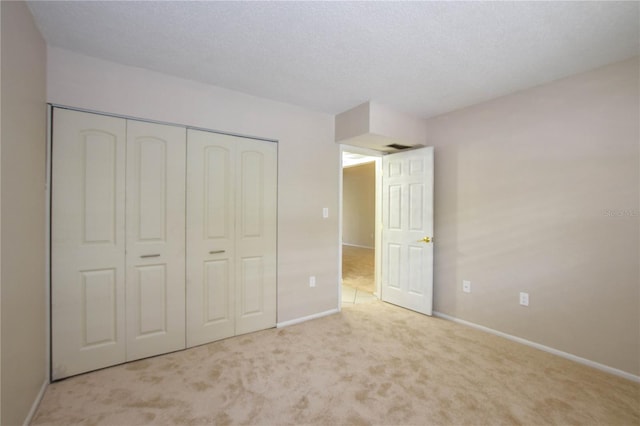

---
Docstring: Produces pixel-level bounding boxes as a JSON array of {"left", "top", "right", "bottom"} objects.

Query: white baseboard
[
  {"left": 342, "top": 243, "right": 374, "bottom": 249},
  {"left": 433, "top": 311, "right": 640, "bottom": 383},
  {"left": 277, "top": 308, "right": 339, "bottom": 328},
  {"left": 23, "top": 380, "right": 48, "bottom": 426}
]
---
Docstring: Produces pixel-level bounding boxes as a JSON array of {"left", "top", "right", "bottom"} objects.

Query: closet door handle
[
  {"left": 209, "top": 250, "right": 226, "bottom": 254},
  {"left": 140, "top": 254, "right": 160, "bottom": 258}
]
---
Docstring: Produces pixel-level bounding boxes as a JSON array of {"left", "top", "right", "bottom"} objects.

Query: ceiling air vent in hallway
[{"left": 386, "top": 143, "right": 412, "bottom": 150}]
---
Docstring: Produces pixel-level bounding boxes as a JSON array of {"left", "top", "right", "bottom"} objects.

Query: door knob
[{"left": 417, "top": 236, "right": 433, "bottom": 243}]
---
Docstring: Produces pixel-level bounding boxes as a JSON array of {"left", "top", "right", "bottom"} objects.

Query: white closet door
[
  {"left": 186, "top": 130, "right": 277, "bottom": 345},
  {"left": 125, "top": 120, "right": 186, "bottom": 360},
  {"left": 234, "top": 138, "right": 277, "bottom": 335},
  {"left": 51, "top": 109, "right": 127, "bottom": 380},
  {"left": 186, "top": 129, "right": 236, "bottom": 346}
]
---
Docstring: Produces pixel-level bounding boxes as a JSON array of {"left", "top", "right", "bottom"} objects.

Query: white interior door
[
  {"left": 125, "top": 120, "right": 186, "bottom": 360},
  {"left": 186, "top": 129, "right": 236, "bottom": 346},
  {"left": 381, "top": 147, "right": 434, "bottom": 315},
  {"left": 51, "top": 109, "right": 127, "bottom": 380},
  {"left": 234, "top": 137, "right": 278, "bottom": 335}
]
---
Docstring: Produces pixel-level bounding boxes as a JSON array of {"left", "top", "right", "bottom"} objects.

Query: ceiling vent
[{"left": 386, "top": 143, "right": 412, "bottom": 150}]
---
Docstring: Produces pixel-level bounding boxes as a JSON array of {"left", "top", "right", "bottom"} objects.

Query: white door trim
[{"left": 48, "top": 103, "right": 278, "bottom": 144}]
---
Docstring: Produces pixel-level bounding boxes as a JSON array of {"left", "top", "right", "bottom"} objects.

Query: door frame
[
  {"left": 45, "top": 104, "right": 53, "bottom": 382},
  {"left": 338, "top": 145, "right": 383, "bottom": 308}
]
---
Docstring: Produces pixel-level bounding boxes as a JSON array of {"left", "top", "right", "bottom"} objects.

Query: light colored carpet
[
  {"left": 32, "top": 301, "right": 639, "bottom": 425},
  {"left": 342, "top": 245, "right": 375, "bottom": 294}
]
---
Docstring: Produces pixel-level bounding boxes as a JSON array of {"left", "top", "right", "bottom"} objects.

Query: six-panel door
[{"left": 381, "top": 147, "right": 434, "bottom": 315}]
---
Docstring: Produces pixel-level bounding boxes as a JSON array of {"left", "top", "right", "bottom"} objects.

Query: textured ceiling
[{"left": 27, "top": 1, "right": 639, "bottom": 118}]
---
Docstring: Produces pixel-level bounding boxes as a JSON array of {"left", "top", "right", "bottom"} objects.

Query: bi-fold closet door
[
  {"left": 51, "top": 110, "right": 127, "bottom": 380},
  {"left": 125, "top": 120, "right": 186, "bottom": 361},
  {"left": 52, "top": 109, "right": 186, "bottom": 380},
  {"left": 51, "top": 109, "right": 277, "bottom": 380},
  {"left": 186, "top": 129, "right": 277, "bottom": 347}
]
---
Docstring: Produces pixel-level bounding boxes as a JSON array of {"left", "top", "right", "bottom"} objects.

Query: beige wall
[
  {"left": 343, "top": 162, "right": 375, "bottom": 247},
  {"left": 0, "top": 3, "right": 3, "bottom": 421},
  {"left": 335, "top": 101, "right": 428, "bottom": 151},
  {"left": 47, "top": 47, "right": 340, "bottom": 323},
  {"left": 0, "top": 1, "right": 48, "bottom": 424},
  {"left": 427, "top": 58, "right": 640, "bottom": 375}
]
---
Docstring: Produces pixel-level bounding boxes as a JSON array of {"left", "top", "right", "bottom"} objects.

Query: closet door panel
[
  {"left": 126, "top": 120, "right": 186, "bottom": 361},
  {"left": 238, "top": 257, "right": 264, "bottom": 316},
  {"left": 136, "top": 264, "right": 167, "bottom": 334},
  {"left": 51, "top": 109, "right": 126, "bottom": 380},
  {"left": 82, "top": 269, "right": 118, "bottom": 344},
  {"left": 204, "top": 259, "right": 231, "bottom": 322},
  {"left": 186, "top": 129, "right": 235, "bottom": 347},
  {"left": 205, "top": 146, "right": 232, "bottom": 239},
  {"left": 137, "top": 139, "right": 166, "bottom": 239},
  {"left": 235, "top": 139, "right": 277, "bottom": 335}
]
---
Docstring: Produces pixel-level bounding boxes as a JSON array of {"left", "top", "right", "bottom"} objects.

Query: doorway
[
  {"left": 340, "top": 148, "right": 382, "bottom": 306},
  {"left": 339, "top": 144, "right": 435, "bottom": 316}
]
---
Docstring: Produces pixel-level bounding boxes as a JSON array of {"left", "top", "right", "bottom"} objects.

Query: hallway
[{"left": 341, "top": 245, "right": 376, "bottom": 306}]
